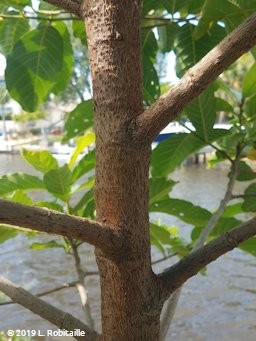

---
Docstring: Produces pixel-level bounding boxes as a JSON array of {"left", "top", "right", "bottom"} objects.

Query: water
[{"left": 0, "top": 154, "right": 255, "bottom": 340}]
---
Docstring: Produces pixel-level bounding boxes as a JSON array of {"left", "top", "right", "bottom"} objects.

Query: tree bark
[
  {"left": 82, "top": 0, "right": 164, "bottom": 339},
  {"left": 0, "top": 199, "right": 122, "bottom": 255},
  {"left": 1, "top": 1, "right": 256, "bottom": 339},
  {"left": 44, "top": 0, "right": 83, "bottom": 17}
]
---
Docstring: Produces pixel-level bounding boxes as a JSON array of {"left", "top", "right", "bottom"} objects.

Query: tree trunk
[
  {"left": 83, "top": 0, "right": 164, "bottom": 339},
  {"left": 95, "top": 146, "right": 163, "bottom": 339}
]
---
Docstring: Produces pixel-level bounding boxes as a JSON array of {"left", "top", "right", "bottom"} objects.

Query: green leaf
[
  {"left": 82, "top": 197, "right": 95, "bottom": 219},
  {"left": 69, "top": 131, "right": 95, "bottom": 168},
  {"left": 161, "top": 0, "right": 187, "bottom": 14},
  {"left": 152, "top": 133, "right": 201, "bottom": 176},
  {"left": 151, "top": 129, "right": 230, "bottom": 176},
  {"left": 194, "top": 0, "right": 254, "bottom": 37},
  {"left": 150, "top": 223, "right": 190, "bottom": 256},
  {"left": 174, "top": 23, "right": 225, "bottom": 77},
  {"left": 73, "top": 188, "right": 94, "bottom": 213},
  {"left": 184, "top": 86, "right": 216, "bottom": 140},
  {"left": 36, "top": 201, "right": 64, "bottom": 212},
  {"left": 63, "top": 100, "right": 94, "bottom": 142},
  {"left": 30, "top": 240, "right": 63, "bottom": 250},
  {"left": 142, "top": 56, "right": 160, "bottom": 103},
  {"left": 242, "top": 63, "right": 256, "bottom": 97},
  {"left": 43, "top": 165, "right": 72, "bottom": 201},
  {"left": 51, "top": 21, "right": 74, "bottom": 94},
  {"left": 216, "top": 97, "right": 234, "bottom": 113},
  {"left": 0, "top": 4, "right": 8, "bottom": 13},
  {"left": 38, "top": 1, "right": 59, "bottom": 11},
  {"left": 149, "top": 177, "right": 177, "bottom": 205},
  {"left": 251, "top": 46, "right": 256, "bottom": 60},
  {"left": 72, "top": 21, "right": 87, "bottom": 45},
  {"left": 10, "top": 190, "right": 33, "bottom": 205},
  {"left": 0, "top": 173, "right": 45, "bottom": 196},
  {"left": 142, "top": 30, "right": 160, "bottom": 103},
  {"left": 242, "top": 183, "right": 256, "bottom": 212},
  {"left": 150, "top": 223, "right": 172, "bottom": 254},
  {"left": 191, "top": 217, "right": 241, "bottom": 241},
  {"left": 222, "top": 203, "right": 243, "bottom": 217},
  {"left": 5, "top": 23, "right": 63, "bottom": 112},
  {"left": 245, "top": 94, "right": 256, "bottom": 118},
  {"left": 0, "top": 12, "right": 30, "bottom": 55},
  {"left": 142, "top": 0, "right": 164, "bottom": 15},
  {"left": 213, "top": 217, "right": 242, "bottom": 236},
  {"left": 0, "top": 225, "right": 19, "bottom": 244},
  {"left": 235, "top": 161, "right": 256, "bottom": 181},
  {"left": 150, "top": 198, "right": 211, "bottom": 226},
  {"left": 239, "top": 237, "right": 256, "bottom": 257},
  {"left": 3, "top": 0, "right": 31, "bottom": 9},
  {"left": 157, "top": 23, "right": 178, "bottom": 53},
  {"left": 207, "top": 150, "right": 227, "bottom": 168},
  {"left": 22, "top": 149, "right": 58, "bottom": 173},
  {"left": 71, "top": 149, "right": 95, "bottom": 183},
  {"left": 142, "top": 0, "right": 187, "bottom": 15},
  {"left": 188, "top": 0, "right": 205, "bottom": 14},
  {"left": 71, "top": 176, "right": 94, "bottom": 194}
]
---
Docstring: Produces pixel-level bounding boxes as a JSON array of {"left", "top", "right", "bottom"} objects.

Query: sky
[{"left": 0, "top": 54, "right": 6, "bottom": 76}]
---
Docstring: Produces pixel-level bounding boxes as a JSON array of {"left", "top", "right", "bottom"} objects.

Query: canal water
[{"left": 0, "top": 154, "right": 255, "bottom": 340}]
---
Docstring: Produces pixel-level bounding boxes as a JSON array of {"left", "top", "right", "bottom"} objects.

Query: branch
[
  {"left": 0, "top": 277, "right": 98, "bottom": 341},
  {"left": 131, "top": 12, "right": 256, "bottom": 143},
  {"left": 159, "top": 216, "right": 256, "bottom": 298},
  {"left": 159, "top": 288, "right": 181, "bottom": 341},
  {"left": 194, "top": 148, "right": 241, "bottom": 248},
  {"left": 158, "top": 151, "right": 240, "bottom": 338},
  {"left": 69, "top": 239, "right": 94, "bottom": 329},
  {"left": 43, "top": 0, "right": 82, "bottom": 18},
  {"left": 151, "top": 253, "right": 177, "bottom": 266},
  {"left": 0, "top": 199, "right": 124, "bottom": 256},
  {"left": 0, "top": 282, "right": 76, "bottom": 306},
  {"left": 0, "top": 14, "right": 80, "bottom": 21},
  {"left": 0, "top": 271, "right": 99, "bottom": 306},
  {"left": 231, "top": 193, "right": 256, "bottom": 199}
]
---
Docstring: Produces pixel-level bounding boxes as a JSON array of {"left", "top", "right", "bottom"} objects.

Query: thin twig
[
  {"left": 151, "top": 253, "right": 177, "bottom": 266},
  {"left": 144, "top": 15, "right": 198, "bottom": 23},
  {"left": 0, "top": 276, "right": 99, "bottom": 340},
  {"left": 69, "top": 238, "right": 95, "bottom": 330},
  {"left": 179, "top": 122, "right": 234, "bottom": 163},
  {"left": 0, "top": 14, "right": 80, "bottom": 21},
  {"left": 195, "top": 147, "right": 241, "bottom": 248},
  {"left": 0, "top": 282, "right": 76, "bottom": 306},
  {"left": 0, "top": 270, "right": 99, "bottom": 306}
]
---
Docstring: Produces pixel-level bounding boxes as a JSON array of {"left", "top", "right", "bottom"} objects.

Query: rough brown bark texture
[
  {"left": 0, "top": 199, "right": 121, "bottom": 255},
  {"left": 82, "top": 0, "right": 164, "bottom": 339},
  {"left": 1, "top": 1, "right": 256, "bottom": 339}
]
